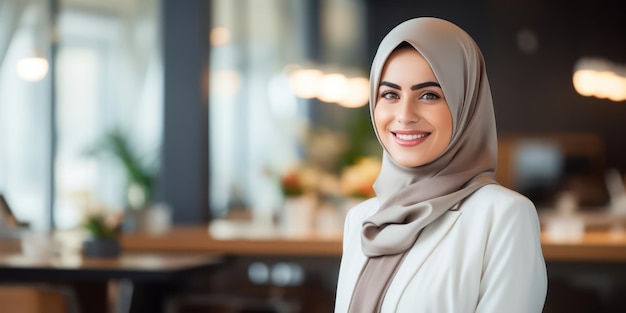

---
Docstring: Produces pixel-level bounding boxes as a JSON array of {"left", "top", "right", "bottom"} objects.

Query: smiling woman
[
  {"left": 335, "top": 17, "right": 547, "bottom": 313},
  {"left": 374, "top": 46, "right": 453, "bottom": 168}
]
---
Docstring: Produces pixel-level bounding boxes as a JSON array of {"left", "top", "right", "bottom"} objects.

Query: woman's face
[{"left": 374, "top": 47, "right": 453, "bottom": 168}]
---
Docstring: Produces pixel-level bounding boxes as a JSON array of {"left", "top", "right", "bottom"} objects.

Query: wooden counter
[
  {"left": 541, "top": 230, "right": 626, "bottom": 262},
  {"left": 121, "top": 223, "right": 343, "bottom": 257},
  {"left": 120, "top": 222, "right": 626, "bottom": 262}
]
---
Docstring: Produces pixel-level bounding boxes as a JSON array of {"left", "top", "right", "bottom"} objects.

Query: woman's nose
[{"left": 396, "top": 100, "right": 419, "bottom": 124}]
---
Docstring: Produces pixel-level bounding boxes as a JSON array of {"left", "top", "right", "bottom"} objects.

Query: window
[
  {"left": 54, "top": 5, "right": 162, "bottom": 229},
  {"left": 0, "top": 0, "right": 51, "bottom": 231},
  {"left": 0, "top": 0, "right": 161, "bottom": 231}
]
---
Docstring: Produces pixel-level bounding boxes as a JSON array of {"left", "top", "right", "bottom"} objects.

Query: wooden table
[
  {"left": 122, "top": 223, "right": 343, "bottom": 257},
  {"left": 0, "top": 252, "right": 223, "bottom": 313},
  {"left": 121, "top": 223, "right": 626, "bottom": 262},
  {"left": 541, "top": 230, "right": 626, "bottom": 262}
]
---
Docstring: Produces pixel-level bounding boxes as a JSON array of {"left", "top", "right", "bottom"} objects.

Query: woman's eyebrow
[
  {"left": 379, "top": 81, "right": 401, "bottom": 89},
  {"left": 411, "top": 81, "right": 441, "bottom": 90}
]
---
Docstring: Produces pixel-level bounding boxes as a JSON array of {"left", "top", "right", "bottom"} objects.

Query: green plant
[
  {"left": 88, "top": 129, "right": 157, "bottom": 210},
  {"left": 84, "top": 214, "right": 119, "bottom": 239},
  {"left": 338, "top": 106, "right": 382, "bottom": 170}
]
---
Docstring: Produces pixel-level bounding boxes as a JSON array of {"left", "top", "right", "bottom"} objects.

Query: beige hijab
[{"left": 347, "top": 17, "right": 498, "bottom": 312}]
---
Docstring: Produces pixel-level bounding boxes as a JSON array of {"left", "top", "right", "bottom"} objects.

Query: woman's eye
[
  {"left": 420, "top": 92, "right": 440, "bottom": 100},
  {"left": 380, "top": 91, "right": 399, "bottom": 100}
]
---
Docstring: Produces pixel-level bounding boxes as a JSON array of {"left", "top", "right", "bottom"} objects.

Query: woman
[{"left": 334, "top": 17, "right": 547, "bottom": 313}]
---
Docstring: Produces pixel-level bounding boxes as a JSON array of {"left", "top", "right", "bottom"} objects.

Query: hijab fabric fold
[{"left": 347, "top": 17, "right": 499, "bottom": 313}]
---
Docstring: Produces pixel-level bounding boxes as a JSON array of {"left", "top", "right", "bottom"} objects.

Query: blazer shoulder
[
  {"left": 463, "top": 184, "right": 537, "bottom": 217},
  {"left": 471, "top": 184, "right": 534, "bottom": 205}
]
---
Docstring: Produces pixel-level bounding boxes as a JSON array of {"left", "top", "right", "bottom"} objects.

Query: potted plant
[
  {"left": 278, "top": 166, "right": 318, "bottom": 236},
  {"left": 82, "top": 212, "right": 123, "bottom": 258},
  {"left": 88, "top": 129, "right": 158, "bottom": 231}
]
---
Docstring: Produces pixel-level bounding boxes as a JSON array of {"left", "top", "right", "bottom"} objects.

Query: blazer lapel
[{"left": 382, "top": 210, "right": 462, "bottom": 311}]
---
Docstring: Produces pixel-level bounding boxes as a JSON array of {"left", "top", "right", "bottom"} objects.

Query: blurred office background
[
  {"left": 1, "top": 0, "right": 626, "bottom": 312},
  {"left": 2, "top": 0, "right": 625, "bottom": 231}
]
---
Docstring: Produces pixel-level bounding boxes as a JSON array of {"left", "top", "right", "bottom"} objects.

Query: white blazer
[{"left": 335, "top": 184, "right": 547, "bottom": 313}]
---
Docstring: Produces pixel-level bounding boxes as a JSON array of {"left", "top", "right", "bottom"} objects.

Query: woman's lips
[{"left": 392, "top": 131, "right": 429, "bottom": 147}]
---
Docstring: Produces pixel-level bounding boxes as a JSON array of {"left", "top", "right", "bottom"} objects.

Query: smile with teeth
[{"left": 394, "top": 133, "right": 428, "bottom": 140}]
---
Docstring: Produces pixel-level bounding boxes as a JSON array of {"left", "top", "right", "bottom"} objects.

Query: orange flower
[
  {"left": 281, "top": 171, "right": 304, "bottom": 196},
  {"left": 340, "top": 157, "right": 381, "bottom": 199}
]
